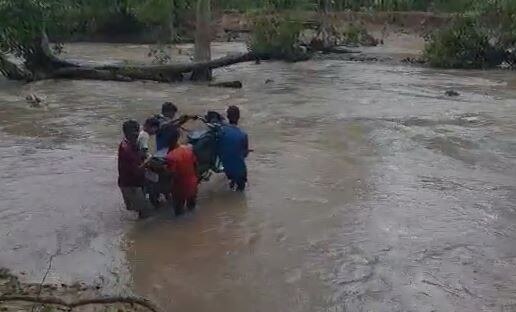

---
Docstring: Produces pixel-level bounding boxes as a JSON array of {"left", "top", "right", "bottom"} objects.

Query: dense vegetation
[
  {"left": 0, "top": 0, "right": 514, "bottom": 78},
  {"left": 0, "top": 0, "right": 219, "bottom": 81},
  {"left": 424, "top": 0, "right": 516, "bottom": 69},
  {"left": 248, "top": 13, "right": 310, "bottom": 61},
  {"left": 217, "top": 0, "right": 480, "bottom": 12}
]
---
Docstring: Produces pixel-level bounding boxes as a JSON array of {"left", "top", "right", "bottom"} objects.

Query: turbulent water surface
[{"left": 0, "top": 43, "right": 515, "bottom": 311}]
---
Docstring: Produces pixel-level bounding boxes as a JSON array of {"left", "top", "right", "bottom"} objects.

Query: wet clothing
[
  {"left": 156, "top": 115, "right": 179, "bottom": 151},
  {"left": 166, "top": 145, "right": 199, "bottom": 211},
  {"left": 118, "top": 138, "right": 151, "bottom": 217},
  {"left": 172, "top": 196, "right": 197, "bottom": 215},
  {"left": 118, "top": 138, "right": 144, "bottom": 187},
  {"left": 217, "top": 124, "right": 248, "bottom": 190},
  {"left": 120, "top": 186, "right": 151, "bottom": 217}
]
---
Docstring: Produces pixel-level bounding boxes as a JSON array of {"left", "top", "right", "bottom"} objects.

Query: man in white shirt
[
  {"left": 138, "top": 117, "right": 160, "bottom": 157},
  {"left": 138, "top": 117, "right": 161, "bottom": 206}
]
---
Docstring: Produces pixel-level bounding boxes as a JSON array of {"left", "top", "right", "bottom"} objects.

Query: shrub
[
  {"left": 341, "top": 23, "right": 378, "bottom": 46},
  {"left": 248, "top": 13, "right": 310, "bottom": 61},
  {"left": 423, "top": 17, "right": 502, "bottom": 69},
  {"left": 424, "top": 0, "right": 516, "bottom": 69}
]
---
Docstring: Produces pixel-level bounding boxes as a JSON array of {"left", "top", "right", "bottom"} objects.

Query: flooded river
[{"left": 0, "top": 43, "right": 515, "bottom": 311}]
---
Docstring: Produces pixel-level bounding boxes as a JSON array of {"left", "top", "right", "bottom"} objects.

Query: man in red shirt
[
  {"left": 118, "top": 120, "right": 151, "bottom": 219},
  {"left": 166, "top": 130, "right": 198, "bottom": 216}
]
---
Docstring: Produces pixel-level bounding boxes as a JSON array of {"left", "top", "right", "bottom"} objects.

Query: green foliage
[
  {"left": 424, "top": 0, "right": 516, "bottom": 68},
  {"left": 425, "top": 0, "right": 516, "bottom": 68},
  {"left": 300, "top": 0, "right": 480, "bottom": 12},
  {"left": 0, "top": 0, "right": 75, "bottom": 57},
  {"left": 424, "top": 17, "right": 498, "bottom": 68},
  {"left": 249, "top": 13, "right": 309, "bottom": 61},
  {"left": 331, "top": 0, "right": 430, "bottom": 11},
  {"left": 148, "top": 44, "right": 173, "bottom": 64},
  {"left": 431, "top": 0, "right": 476, "bottom": 12},
  {"left": 41, "top": 305, "right": 57, "bottom": 312},
  {"left": 263, "top": 0, "right": 316, "bottom": 10},
  {"left": 128, "top": 0, "right": 176, "bottom": 25},
  {"left": 127, "top": 0, "right": 194, "bottom": 26},
  {"left": 476, "top": 0, "right": 516, "bottom": 47},
  {"left": 217, "top": 0, "right": 315, "bottom": 11},
  {"left": 339, "top": 23, "right": 378, "bottom": 46}
]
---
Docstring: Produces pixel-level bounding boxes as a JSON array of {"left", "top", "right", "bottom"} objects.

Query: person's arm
[
  {"left": 243, "top": 133, "right": 249, "bottom": 158},
  {"left": 117, "top": 144, "right": 125, "bottom": 174},
  {"left": 140, "top": 153, "right": 153, "bottom": 168},
  {"left": 138, "top": 134, "right": 153, "bottom": 167},
  {"left": 174, "top": 114, "right": 193, "bottom": 128}
]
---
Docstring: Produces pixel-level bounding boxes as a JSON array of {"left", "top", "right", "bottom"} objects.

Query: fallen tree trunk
[
  {"left": 0, "top": 54, "right": 32, "bottom": 81},
  {"left": 51, "top": 52, "right": 257, "bottom": 82},
  {"left": 209, "top": 80, "right": 242, "bottom": 88},
  {"left": 317, "top": 46, "right": 358, "bottom": 54},
  {"left": 1, "top": 33, "right": 258, "bottom": 83},
  {"left": 98, "top": 52, "right": 256, "bottom": 81},
  {"left": 52, "top": 67, "right": 134, "bottom": 82}
]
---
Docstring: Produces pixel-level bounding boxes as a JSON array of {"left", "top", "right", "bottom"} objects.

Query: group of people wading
[{"left": 117, "top": 102, "right": 249, "bottom": 218}]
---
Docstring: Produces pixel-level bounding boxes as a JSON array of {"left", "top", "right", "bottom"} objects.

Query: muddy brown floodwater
[{"left": 1, "top": 43, "right": 515, "bottom": 312}]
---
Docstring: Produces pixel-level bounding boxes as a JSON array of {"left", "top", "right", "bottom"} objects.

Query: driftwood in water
[{"left": 209, "top": 80, "right": 242, "bottom": 88}]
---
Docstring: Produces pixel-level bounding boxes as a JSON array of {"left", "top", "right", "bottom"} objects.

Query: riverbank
[
  {"left": 65, "top": 10, "right": 450, "bottom": 44},
  {"left": 59, "top": 11, "right": 446, "bottom": 69},
  {"left": 0, "top": 269, "right": 158, "bottom": 312}
]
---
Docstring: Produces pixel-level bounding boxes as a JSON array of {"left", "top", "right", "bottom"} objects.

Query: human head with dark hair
[
  {"left": 122, "top": 119, "right": 140, "bottom": 144},
  {"left": 162, "top": 101, "right": 178, "bottom": 119},
  {"left": 167, "top": 125, "right": 181, "bottom": 150},
  {"left": 205, "top": 111, "right": 224, "bottom": 124},
  {"left": 227, "top": 105, "right": 240, "bottom": 125},
  {"left": 143, "top": 116, "right": 160, "bottom": 135}
]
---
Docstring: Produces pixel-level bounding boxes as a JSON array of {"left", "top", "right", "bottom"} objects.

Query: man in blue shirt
[{"left": 218, "top": 106, "right": 249, "bottom": 191}]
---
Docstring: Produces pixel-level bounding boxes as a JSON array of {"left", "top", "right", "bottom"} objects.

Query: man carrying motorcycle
[
  {"left": 149, "top": 102, "right": 192, "bottom": 206},
  {"left": 218, "top": 105, "right": 249, "bottom": 191}
]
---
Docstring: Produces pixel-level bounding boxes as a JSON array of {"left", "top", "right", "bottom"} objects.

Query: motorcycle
[
  {"left": 187, "top": 112, "right": 225, "bottom": 181},
  {"left": 146, "top": 111, "right": 225, "bottom": 188}
]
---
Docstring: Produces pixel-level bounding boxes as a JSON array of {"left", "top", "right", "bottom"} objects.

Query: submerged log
[
  {"left": 208, "top": 80, "right": 242, "bottom": 88},
  {"left": 52, "top": 67, "right": 134, "bottom": 82}
]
